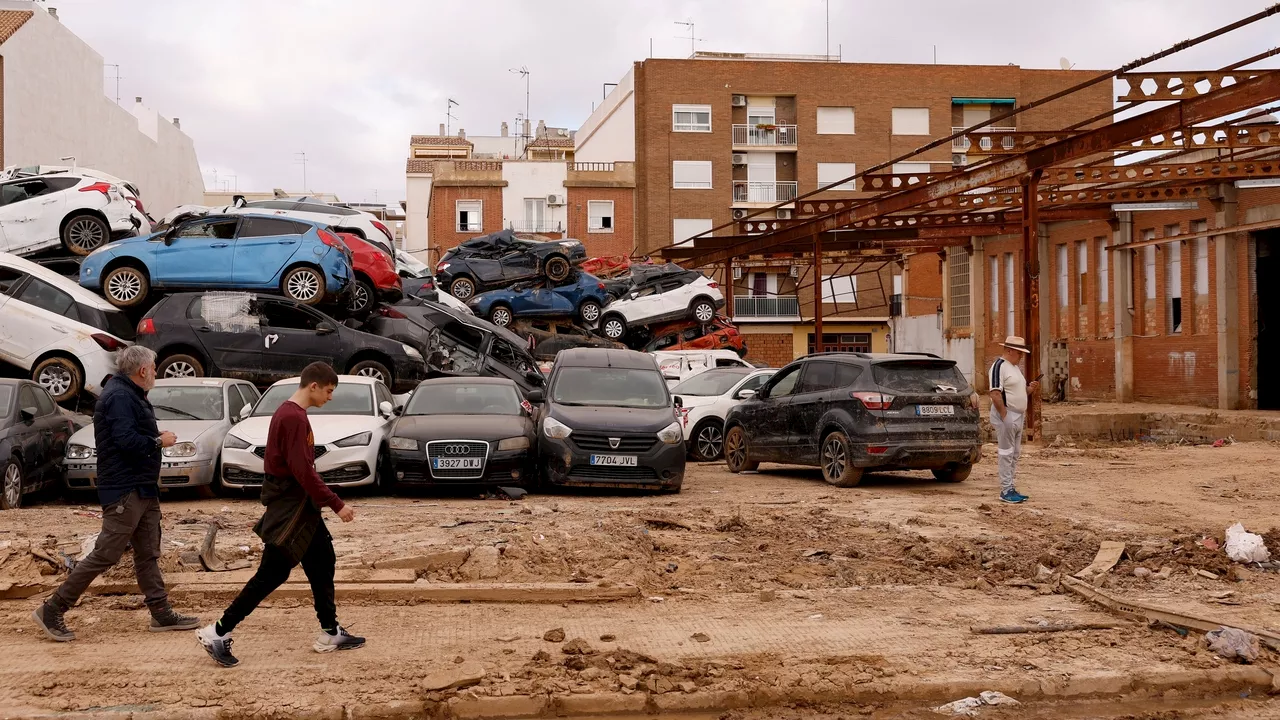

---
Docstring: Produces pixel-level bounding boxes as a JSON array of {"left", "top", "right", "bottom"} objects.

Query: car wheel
[
  {"left": 102, "top": 265, "right": 149, "bottom": 308},
  {"left": 350, "top": 360, "right": 390, "bottom": 385},
  {"left": 544, "top": 256, "right": 571, "bottom": 282},
  {"left": 1, "top": 458, "right": 22, "bottom": 510},
  {"left": 690, "top": 420, "right": 726, "bottom": 462},
  {"left": 691, "top": 298, "right": 716, "bottom": 323},
  {"left": 723, "top": 426, "right": 759, "bottom": 473},
  {"left": 600, "top": 314, "right": 627, "bottom": 340},
  {"left": 62, "top": 214, "right": 109, "bottom": 256},
  {"left": 450, "top": 277, "right": 476, "bottom": 300},
  {"left": 932, "top": 463, "right": 973, "bottom": 483},
  {"left": 820, "top": 430, "right": 864, "bottom": 487},
  {"left": 282, "top": 266, "right": 326, "bottom": 305},
  {"left": 157, "top": 354, "right": 205, "bottom": 379},
  {"left": 489, "top": 305, "right": 513, "bottom": 327},
  {"left": 33, "top": 357, "right": 82, "bottom": 404},
  {"left": 376, "top": 445, "right": 396, "bottom": 494},
  {"left": 578, "top": 299, "right": 602, "bottom": 325},
  {"left": 347, "top": 279, "right": 375, "bottom": 314}
]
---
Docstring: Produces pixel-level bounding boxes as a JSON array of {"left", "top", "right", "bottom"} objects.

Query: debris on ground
[
  {"left": 691, "top": 632, "right": 711, "bottom": 642},
  {"left": 561, "top": 638, "right": 594, "bottom": 655},
  {"left": 1224, "top": 522, "right": 1270, "bottom": 563},
  {"left": 1073, "top": 540, "right": 1126, "bottom": 579},
  {"left": 933, "top": 690, "right": 1021, "bottom": 715},
  {"left": 422, "top": 661, "right": 487, "bottom": 691},
  {"left": 1205, "top": 626, "right": 1260, "bottom": 663},
  {"left": 543, "top": 627, "right": 565, "bottom": 643}
]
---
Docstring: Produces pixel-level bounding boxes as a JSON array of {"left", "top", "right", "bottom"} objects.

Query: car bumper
[
  {"left": 64, "top": 458, "right": 217, "bottom": 489},
  {"left": 377, "top": 286, "right": 404, "bottom": 303},
  {"left": 850, "top": 439, "right": 982, "bottom": 470},
  {"left": 80, "top": 348, "right": 117, "bottom": 396},
  {"left": 540, "top": 436, "right": 685, "bottom": 490},
  {"left": 220, "top": 445, "right": 377, "bottom": 488},
  {"left": 392, "top": 447, "right": 532, "bottom": 486}
]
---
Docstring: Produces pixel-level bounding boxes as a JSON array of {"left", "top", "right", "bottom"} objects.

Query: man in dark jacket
[{"left": 32, "top": 346, "right": 199, "bottom": 641}]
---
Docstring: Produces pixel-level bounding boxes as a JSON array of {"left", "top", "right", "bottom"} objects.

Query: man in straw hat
[{"left": 988, "top": 336, "right": 1039, "bottom": 504}]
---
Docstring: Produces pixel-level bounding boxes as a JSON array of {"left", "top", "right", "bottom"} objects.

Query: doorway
[{"left": 1257, "top": 231, "right": 1280, "bottom": 409}]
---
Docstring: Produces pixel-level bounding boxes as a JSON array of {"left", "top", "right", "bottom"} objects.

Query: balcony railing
[
  {"left": 732, "top": 180, "right": 798, "bottom": 204},
  {"left": 732, "top": 124, "right": 798, "bottom": 147},
  {"left": 951, "top": 126, "right": 1018, "bottom": 152},
  {"left": 568, "top": 162, "right": 614, "bottom": 172},
  {"left": 734, "top": 295, "right": 801, "bottom": 318}
]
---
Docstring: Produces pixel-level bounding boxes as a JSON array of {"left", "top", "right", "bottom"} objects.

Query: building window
[
  {"left": 748, "top": 272, "right": 777, "bottom": 297},
  {"left": 523, "top": 198, "right": 546, "bottom": 231},
  {"left": 816, "top": 106, "right": 855, "bottom": 134},
  {"left": 1056, "top": 244, "right": 1069, "bottom": 308},
  {"left": 821, "top": 274, "right": 857, "bottom": 304},
  {"left": 587, "top": 200, "right": 614, "bottom": 233},
  {"left": 1143, "top": 245, "right": 1157, "bottom": 303},
  {"left": 1076, "top": 241, "right": 1088, "bottom": 303},
  {"left": 1166, "top": 224, "right": 1182, "bottom": 334},
  {"left": 672, "top": 104, "right": 711, "bottom": 133},
  {"left": 990, "top": 255, "right": 1000, "bottom": 332},
  {"left": 808, "top": 333, "right": 871, "bottom": 354},
  {"left": 673, "top": 218, "right": 712, "bottom": 248},
  {"left": 817, "top": 163, "right": 857, "bottom": 191},
  {"left": 891, "top": 162, "right": 932, "bottom": 175},
  {"left": 891, "top": 107, "right": 930, "bottom": 135},
  {"left": 1193, "top": 220, "right": 1209, "bottom": 296},
  {"left": 1003, "top": 253, "right": 1014, "bottom": 335},
  {"left": 672, "top": 160, "right": 713, "bottom": 189},
  {"left": 456, "top": 200, "right": 482, "bottom": 233},
  {"left": 1097, "top": 238, "right": 1109, "bottom": 304},
  {"left": 948, "top": 248, "right": 971, "bottom": 328}
]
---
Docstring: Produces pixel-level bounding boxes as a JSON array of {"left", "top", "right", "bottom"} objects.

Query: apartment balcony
[
  {"left": 732, "top": 180, "right": 798, "bottom": 205},
  {"left": 734, "top": 295, "right": 801, "bottom": 320},
  {"left": 951, "top": 127, "right": 1018, "bottom": 153},
  {"left": 732, "top": 124, "right": 798, "bottom": 149}
]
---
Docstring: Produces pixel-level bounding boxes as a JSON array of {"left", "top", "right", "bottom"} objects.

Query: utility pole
[
  {"left": 295, "top": 152, "right": 308, "bottom": 191},
  {"left": 446, "top": 98, "right": 459, "bottom": 136},
  {"left": 825, "top": 0, "right": 829, "bottom": 59},
  {"left": 105, "top": 64, "right": 123, "bottom": 104}
]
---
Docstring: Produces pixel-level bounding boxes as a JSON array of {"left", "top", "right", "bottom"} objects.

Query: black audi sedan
[
  {"left": 535, "top": 348, "right": 685, "bottom": 493},
  {"left": 386, "top": 377, "right": 536, "bottom": 489}
]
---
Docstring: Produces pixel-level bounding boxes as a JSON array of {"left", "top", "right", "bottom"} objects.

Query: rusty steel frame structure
[{"left": 651, "top": 5, "right": 1280, "bottom": 434}]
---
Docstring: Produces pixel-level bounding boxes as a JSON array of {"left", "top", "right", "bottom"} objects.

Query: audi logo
[{"left": 442, "top": 445, "right": 473, "bottom": 455}]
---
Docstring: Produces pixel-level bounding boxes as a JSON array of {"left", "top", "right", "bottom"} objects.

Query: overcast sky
[{"left": 46, "top": 0, "right": 1280, "bottom": 206}]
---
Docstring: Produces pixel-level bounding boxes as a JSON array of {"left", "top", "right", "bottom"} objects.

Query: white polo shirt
[{"left": 989, "top": 357, "right": 1028, "bottom": 414}]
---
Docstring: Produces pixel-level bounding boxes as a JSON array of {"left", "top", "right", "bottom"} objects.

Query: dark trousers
[
  {"left": 219, "top": 522, "right": 336, "bottom": 633},
  {"left": 53, "top": 490, "right": 167, "bottom": 611}
]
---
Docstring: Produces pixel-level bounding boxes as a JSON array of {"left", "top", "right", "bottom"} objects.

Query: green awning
[{"left": 952, "top": 97, "right": 1016, "bottom": 104}]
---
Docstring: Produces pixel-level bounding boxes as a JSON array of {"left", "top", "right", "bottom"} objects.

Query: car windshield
[
  {"left": 0, "top": 386, "right": 12, "bottom": 416},
  {"left": 406, "top": 383, "right": 521, "bottom": 416},
  {"left": 671, "top": 368, "right": 750, "bottom": 396},
  {"left": 252, "top": 383, "right": 373, "bottom": 417},
  {"left": 148, "top": 386, "right": 224, "bottom": 421},
  {"left": 551, "top": 367, "right": 668, "bottom": 408},
  {"left": 871, "top": 361, "right": 968, "bottom": 393}
]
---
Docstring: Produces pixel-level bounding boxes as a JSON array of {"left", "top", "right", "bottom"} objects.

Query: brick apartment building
[{"left": 576, "top": 53, "right": 1109, "bottom": 368}]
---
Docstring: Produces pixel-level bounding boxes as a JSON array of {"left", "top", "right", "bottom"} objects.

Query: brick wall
[
  {"left": 740, "top": 332, "right": 793, "bottom": 367},
  {"left": 905, "top": 252, "right": 943, "bottom": 316},
  {"left": 429, "top": 186, "right": 504, "bottom": 256},
  {"left": 566, "top": 187, "right": 635, "bottom": 258}
]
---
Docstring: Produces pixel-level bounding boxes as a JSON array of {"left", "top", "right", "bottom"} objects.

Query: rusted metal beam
[
  {"left": 1111, "top": 216, "right": 1280, "bottom": 251},
  {"left": 813, "top": 233, "right": 823, "bottom": 351},
  {"left": 1022, "top": 171, "right": 1042, "bottom": 439},
  {"left": 1117, "top": 70, "right": 1277, "bottom": 102}
]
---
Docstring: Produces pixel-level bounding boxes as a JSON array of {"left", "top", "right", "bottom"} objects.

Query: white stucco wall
[
  {"left": 501, "top": 161, "right": 567, "bottom": 233},
  {"left": 404, "top": 174, "right": 432, "bottom": 253},
  {"left": 891, "top": 314, "right": 976, "bottom": 386},
  {"left": 1, "top": 4, "right": 203, "bottom": 215},
  {"left": 574, "top": 66, "right": 634, "bottom": 163}
]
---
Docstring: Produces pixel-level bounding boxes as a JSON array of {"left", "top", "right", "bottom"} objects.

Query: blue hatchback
[
  {"left": 79, "top": 214, "right": 353, "bottom": 308},
  {"left": 467, "top": 272, "right": 611, "bottom": 328}
]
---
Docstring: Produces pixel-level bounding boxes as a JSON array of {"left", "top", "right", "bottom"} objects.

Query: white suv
[
  {"left": 599, "top": 274, "right": 725, "bottom": 341},
  {"left": 0, "top": 174, "right": 141, "bottom": 257},
  {"left": 0, "top": 253, "right": 132, "bottom": 403},
  {"left": 1, "top": 165, "right": 152, "bottom": 232}
]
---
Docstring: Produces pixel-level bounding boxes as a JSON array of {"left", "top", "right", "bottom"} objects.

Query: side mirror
[
  {"left": 629, "top": 291, "right": 639, "bottom": 300},
  {"left": 526, "top": 389, "right": 545, "bottom": 404},
  {"left": 238, "top": 403, "right": 252, "bottom": 421},
  {"left": 737, "top": 389, "right": 757, "bottom": 400},
  {"left": 19, "top": 407, "right": 35, "bottom": 423},
  {"left": 316, "top": 322, "right": 336, "bottom": 335},
  {"left": 525, "top": 370, "right": 544, "bottom": 386},
  {"left": 232, "top": 195, "right": 247, "bottom": 208},
  {"left": 379, "top": 400, "right": 394, "bottom": 417},
  {"left": 673, "top": 396, "right": 684, "bottom": 408},
  {"left": 163, "top": 229, "right": 178, "bottom": 245},
  {"left": 393, "top": 404, "right": 405, "bottom": 416}
]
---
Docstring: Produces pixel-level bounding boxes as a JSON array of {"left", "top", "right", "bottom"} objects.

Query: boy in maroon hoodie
[{"left": 197, "top": 362, "right": 362, "bottom": 667}]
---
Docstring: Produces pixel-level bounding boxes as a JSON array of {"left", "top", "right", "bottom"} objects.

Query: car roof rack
[
  {"left": 894, "top": 351, "right": 942, "bottom": 359},
  {"left": 801, "top": 351, "right": 871, "bottom": 360}
]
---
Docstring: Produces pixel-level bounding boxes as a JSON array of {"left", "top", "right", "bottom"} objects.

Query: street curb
[
  {"left": 0, "top": 581, "right": 640, "bottom": 604},
  {"left": 2, "top": 666, "right": 1272, "bottom": 719}
]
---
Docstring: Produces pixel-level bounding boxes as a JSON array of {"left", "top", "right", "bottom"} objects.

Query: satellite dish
[{"left": 1059, "top": 57, "right": 1074, "bottom": 70}]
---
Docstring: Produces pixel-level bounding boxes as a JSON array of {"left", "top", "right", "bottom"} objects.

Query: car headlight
[
  {"left": 389, "top": 436, "right": 418, "bottom": 451},
  {"left": 402, "top": 344, "right": 422, "bottom": 359},
  {"left": 497, "top": 436, "right": 530, "bottom": 451},
  {"left": 543, "top": 417, "right": 572, "bottom": 439},
  {"left": 66, "top": 444, "right": 93, "bottom": 460},
  {"left": 223, "top": 434, "right": 251, "bottom": 450},
  {"left": 163, "top": 442, "right": 197, "bottom": 458},
  {"left": 657, "top": 421, "right": 683, "bottom": 445},
  {"left": 335, "top": 431, "right": 372, "bottom": 448}
]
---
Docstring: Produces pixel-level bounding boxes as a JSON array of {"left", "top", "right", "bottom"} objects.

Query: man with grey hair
[{"left": 33, "top": 345, "right": 199, "bottom": 641}]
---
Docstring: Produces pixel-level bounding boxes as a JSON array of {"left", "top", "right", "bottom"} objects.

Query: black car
[
  {"left": 436, "top": 230, "right": 586, "bottom": 300},
  {"left": 135, "top": 292, "right": 427, "bottom": 393},
  {"left": 723, "top": 352, "right": 981, "bottom": 487},
  {"left": 535, "top": 348, "right": 685, "bottom": 493},
  {"left": 514, "top": 319, "right": 626, "bottom": 361},
  {"left": 387, "top": 377, "right": 536, "bottom": 489},
  {"left": 363, "top": 299, "right": 545, "bottom": 397},
  {"left": 0, "top": 379, "right": 74, "bottom": 509}
]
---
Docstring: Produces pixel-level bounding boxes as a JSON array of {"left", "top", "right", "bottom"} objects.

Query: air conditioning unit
[
  {"left": 732, "top": 153, "right": 747, "bottom": 166},
  {"left": 733, "top": 267, "right": 744, "bottom": 280},
  {"left": 952, "top": 153, "right": 966, "bottom": 167},
  {"left": 546, "top": 193, "right": 566, "bottom": 206},
  {"left": 789, "top": 265, "right": 800, "bottom": 277},
  {"left": 731, "top": 94, "right": 747, "bottom": 107},
  {"left": 776, "top": 208, "right": 793, "bottom": 220},
  {"left": 732, "top": 208, "right": 748, "bottom": 220}
]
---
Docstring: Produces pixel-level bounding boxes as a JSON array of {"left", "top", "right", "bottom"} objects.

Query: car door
[
  {"left": 30, "top": 385, "right": 67, "bottom": 484},
  {"left": 233, "top": 217, "right": 307, "bottom": 286},
  {"left": 188, "top": 294, "right": 264, "bottom": 379},
  {"left": 485, "top": 336, "right": 541, "bottom": 390},
  {"left": 786, "top": 361, "right": 842, "bottom": 461},
  {"left": 258, "top": 299, "right": 342, "bottom": 380},
  {"left": 0, "top": 179, "right": 58, "bottom": 254},
  {"left": 747, "top": 363, "right": 803, "bottom": 457},
  {"left": 4, "top": 274, "right": 79, "bottom": 363},
  {"left": 14, "top": 385, "right": 50, "bottom": 483},
  {"left": 522, "top": 285, "right": 567, "bottom": 316},
  {"left": 157, "top": 217, "right": 239, "bottom": 287},
  {"left": 500, "top": 245, "right": 539, "bottom": 283}
]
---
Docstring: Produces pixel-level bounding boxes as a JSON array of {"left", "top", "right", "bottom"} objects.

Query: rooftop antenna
[
  {"left": 674, "top": 20, "right": 701, "bottom": 58},
  {"left": 294, "top": 151, "right": 308, "bottom": 191},
  {"left": 509, "top": 66, "right": 531, "bottom": 151},
  {"left": 104, "top": 64, "right": 123, "bottom": 104},
  {"left": 825, "top": 0, "right": 830, "bottom": 60},
  {"left": 446, "top": 98, "right": 460, "bottom": 136},
  {"left": 1060, "top": 57, "right": 1075, "bottom": 70}
]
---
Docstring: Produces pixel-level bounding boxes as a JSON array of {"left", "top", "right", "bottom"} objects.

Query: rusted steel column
[
  {"left": 724, "top": 259, "right": 735, "bottom": 320},
  {"left": 813, "top": 232, "right": 824, "bottom": 353},
  {"left": 1021, "top": 170, "right": 1042, "bottom": 439}
]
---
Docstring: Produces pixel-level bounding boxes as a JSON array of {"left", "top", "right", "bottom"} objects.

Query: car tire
[
  {"left": 347, "top": 278, "right": 375, "bottom": 314},
  {"left": 723, "top": 425, "right": 759, "bottom": 473},
  {"left": 282, "top": 266, "right": 326, "bottom": 305},
  {"left": 1, "top": 458, "right": 22, "bottom": 510},
  {"left": 102, "top": 265, "right": 150, "bottom": 308},
  {"left": 690, "top": 420, "right": 726, "bottom": 462},
  {"left": 578, "top": 299, "right": 602, "bottom": 325},
  {"left": 820, "top": 430, "right": 864, "bottom": 487},
  {"left": 157, "top": 354, "right": 205, "bottom": 379},
  {"left": 544, "top": 256, "right": 571, "bottom": 282},
  {"left": 61, "top": 213, "right": 109, "bottom": 256},
  {"left": 450, "top": 277, "right": 476, "bottom": 300},
  {"left": 350, "top": 359, "right": 391, "bottom": 385},
  {"left": 33, "top": 357, "right": 83, "bottom": 404},
  {"left": 376, "top": 445, "right": 396, "bottom": 495},
  {"left": 488, "top": 304, "right": 514, "bottom": 327},
  {"left": 690, "top": 298, "right": 716, "bottom": 324},
  {"left": 600, "top": 313, "right": 627, "bottom": 340},
  {"left": 932, "top": 463, "right": 973, "bottom": 483}
]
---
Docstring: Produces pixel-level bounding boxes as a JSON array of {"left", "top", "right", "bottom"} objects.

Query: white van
[{"left": 650, "top": 350, "right": 752, "bottom": 388}]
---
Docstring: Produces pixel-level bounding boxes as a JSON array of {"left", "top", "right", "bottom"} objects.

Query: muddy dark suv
[{"left": 722, "top": 352, "right": 981, "bottom": 487}]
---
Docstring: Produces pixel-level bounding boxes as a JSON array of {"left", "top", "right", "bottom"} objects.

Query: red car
[
  {"left": 339, "top": 233, "right": 403, "bottom": 313},
  {"left": 641, "top": 316, "right": 747, "bottom": 355}
]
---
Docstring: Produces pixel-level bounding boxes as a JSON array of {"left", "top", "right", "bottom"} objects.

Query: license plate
[
  {"left": 432, "top": 457, "right": 483, "bottom": 469},
  {"left": 916, "top": 405, "right": 955, "bottom": 416},
  {"left": 590, "top": 455, "right": 637, "bottom": 466}
]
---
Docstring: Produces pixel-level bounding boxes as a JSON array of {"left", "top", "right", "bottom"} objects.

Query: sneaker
[
  {"left": 313, "top": 625, "right": 365, "bottom": 653},
  {"left": 196, "top": 624, "right": 239, "bottom": 667},
  {"left": 999, "top": 489, "right": 1026, "bottom": 504},
  {"left": 32, "top": 602, "right": 74, "bottom": 642},
  {"left": 149, "top": 605, "right": 200, "bottom": 632}
]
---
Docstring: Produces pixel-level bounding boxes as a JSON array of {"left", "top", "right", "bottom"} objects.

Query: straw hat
[{"left": 1000, "top": 335, "right": 1030, "bottom": 353}]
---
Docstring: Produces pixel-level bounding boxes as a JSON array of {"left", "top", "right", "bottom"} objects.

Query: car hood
[
  {"left": 668, "top": 394, "right": 720, "bottom": 409},
  {"left": 228, "top": 414, "right": 387, "bottom": 445},
  {"left": 549, "top": 404, "right": 676, "bottom": 433},
  {"left": 68, "top": 419, "right": 224, "bottom": 449},
  {"left": 390, "top": 414, "right": 532, "bottom": 441}
]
